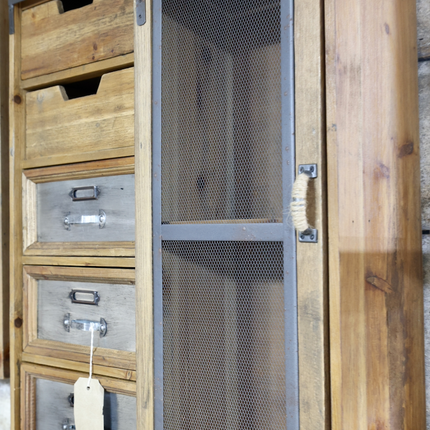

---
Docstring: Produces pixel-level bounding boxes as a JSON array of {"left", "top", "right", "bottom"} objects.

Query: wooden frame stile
[
  {"left": 10, "top": 4, "right": 25, "bottom": 429},
  {"left": 134, "top": 0, "right": 153, "bottom": 427},
  {"left": 295, "top": 0, "right": 329, "bottom": 428},
  {"left": 325, "top": 0, "right": 426, "bottom": 428},
  {"left": 22, "top": 266, "right": 136, "bottom": 372},
  {"left": 0, "top": 0, "right": 10, "bottom": 379},
  {"left": 20, "top": 363, "right": 136, "bottom": 430}
]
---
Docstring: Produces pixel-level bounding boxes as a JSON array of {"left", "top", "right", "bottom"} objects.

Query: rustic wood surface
[
  {"left": 21, "top": 0, "right": 134, "bottom": 79},
  {"left": 326, "top": 0, "right": 425, "bottom": 428},
  {"left": 22, "top": 255, "right": 135, "bottom": 267},
  {"left": 295, "top": 0, "right": 329, "bottom": 428},
  {"left": 9, "top": 5, "right": 25, "bottom": 428},
  {"left": 134, "top": 0, "right": 153, "bottom": 427},
  {"left": 25, "top": 67, "right": 134, "bottom": 166},
  {"left": 0, "top": 0, "right": 10, "bottom": 380},
  {"left": 21, "top": 53, "right": 134, "bottom": 91}
]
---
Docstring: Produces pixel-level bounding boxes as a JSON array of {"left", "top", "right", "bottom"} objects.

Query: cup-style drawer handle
[
  {"left": 62, "top": 419, "right": 75, "bottom": 430},
  {"left": 64, "top": 210, "right": 106, "bottom": 230},
  {"left": 63, "top": 313, "right": 107, "bottom": 337},
  {"left": 68, "top": 393, "right": 74, "bottom": 407},
  {"left": 69, "top": 185, "right": 99, "bottom": 201},
  {"left": 70, "top": 289, "right": 100, "bottom": 306}
]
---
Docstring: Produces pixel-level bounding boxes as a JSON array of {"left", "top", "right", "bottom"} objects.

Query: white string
[
  {"left": 87, "top": 327, "right": 94, "bottom": 389},
  {"left": 290, "top": 172, "right": 311, "bottom": 232}
]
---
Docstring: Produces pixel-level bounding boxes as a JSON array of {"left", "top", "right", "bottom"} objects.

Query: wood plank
[
  {"left": 21, "top": 53, "right": 134, "bottom": 91},
  {"left": 0, "top": 0, "right": 10, "bottom": 380},
  {"left": 134, "top": 0, "right": 154, "bottom": 427},
  {"left": 22, "top": 353, "right": 136, "bottom": 381},
  {"left": 22, "top": 256, "right": 135, "bottom": 268},
  {"left": 417, "top": 0, "right": 430, "bottom": 59},
  {"left": 24, "top": 156, "right": 134, "bottom": 182},
  {"left": 325, "top": 0, "right": 426, "bottom": 428},
  {"left": 295, "top": 0, "right": 329, "bottom": 428},
  {"left": 21, "top": 362, "right": 136, "bottom": 394},
  {"left": 24, "top": 242, "right": 135, "bottom": 257},
  {"left": 25, "top": 67, "right": 134, "bottom": 164},
  {"left": 9, "top": 5, "right": 25, "bottom": 429},
  {"left": 21, "top": 0, "right": 134, "bottom": 80}
]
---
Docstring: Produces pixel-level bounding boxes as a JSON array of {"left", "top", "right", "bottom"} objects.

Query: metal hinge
[
  {"left": 136, "top": 0, "right": 146, "bottom": 26},
  {"left": 8, "top": 0, "right": 25, "bottom": 35}
]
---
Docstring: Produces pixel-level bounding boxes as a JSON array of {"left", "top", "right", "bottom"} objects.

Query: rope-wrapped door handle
[{"left": 290, "top": 164, "right": 318, "bottom": 243}]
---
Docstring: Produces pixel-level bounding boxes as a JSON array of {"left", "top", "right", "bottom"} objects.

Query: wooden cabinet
[{"left": 6, "top": 0, "right": 426, "bottom": 429}]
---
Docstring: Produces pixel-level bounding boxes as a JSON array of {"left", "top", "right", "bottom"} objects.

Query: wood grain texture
[
  {"left": 325, "top": 0, "right": 425, "bottom": 428},
  {"left": 22, "top": 256, "right": 135, "bottom": 268},
  {"left": 21, "top": 0, "right": 134, "bottom": 79},
  {"left": 295, "top": 0, "right": 329, "bottom": 428},
  {"left": 0, "top": 0, "right": 10, "bottom": 380},
  {"left": 25, "top": 67, "right": 134, "bottom": 165},
  {"left": 134, "top": 0, "right": 153, "bottom": 427},
  {"left": 22, "top": 352, "right": 136, "bottom": 381},
  {"left": 9, "top": 5, "right": 25, "bottom": 429},
  {"left": 21, "top": 53, "right": 134, "bottom": 91},
  {"left": 417, "top": 0, "right": 430, "bottom": 59}
]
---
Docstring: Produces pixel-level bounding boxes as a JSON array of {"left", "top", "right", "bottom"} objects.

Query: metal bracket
[
  {"left": 298, "top": 164, "right": 318, "bottom": 179},
  {"left": 136, "top": 0, "right": 146, "bottom": 26},
  {"left": 63, "top": 313, "right": 108, "bottom": 337},
  {"left": 62, "top": 419, "right": 75, "bottom": 430},
  {"left": 8, "top": 0, "right": 25, "bottom": 34},
  {"left": 298, "top": 228, "right": 318, "bottom": 243}
]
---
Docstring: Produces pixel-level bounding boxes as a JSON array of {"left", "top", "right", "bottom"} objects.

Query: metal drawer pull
[
  {"left": 62, "top": 419, "right": 75, "bottom": 430},
  {"left": 70, "top": 289, "right": 100, "bottom": 306},
  {"left": 69, "top": 185, "right": 99, "bottom": 201},
  {"left": 63, "top": 313, "right": 108, "bottom": 337},
  {"left": 64, "top": 209, "right": 106, "bottom": 230},
  {"left": 68, "top": 393, "right": 74, "bottom": 407}
]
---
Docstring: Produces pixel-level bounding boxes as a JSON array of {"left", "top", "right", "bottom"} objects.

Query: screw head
[
  {"left": 310, "top": 234, "right": 315, "bottom": 240},
  {"left": 300, "top": 234, "right": 305, "bottom": 240},
  {"left": 310, "top": 166, "right": 314, "bottom": 172},
  {"left": 299, "top": 167, "right": 304, "bottom": 173}
]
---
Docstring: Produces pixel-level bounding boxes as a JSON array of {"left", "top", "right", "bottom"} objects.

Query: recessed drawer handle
[
  {"left": 69, "top": 185, "right": 99, "bottom": 201},
  {"left": 70, "top": 289, "right": 100, "bottom": 306},
  {"left": 62, "top": 418, "right": 75, "bottom": 430},
  {"left": 64, "top": 210, "right": 106, "bottom": 230},
  {"left": 63, "top": 313, "right": 108, "bottom": 338}
]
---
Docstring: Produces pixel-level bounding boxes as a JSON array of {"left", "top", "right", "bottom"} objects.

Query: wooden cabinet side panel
[
  {"left": 326, "top": 0, "right": 426, "bottom": 428},
  {"left": 0, "top": 0, "right": 10, "bottom": 380}
]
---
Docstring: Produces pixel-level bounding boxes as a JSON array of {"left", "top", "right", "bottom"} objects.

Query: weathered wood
[
  {"left": 25, "top": 67, "right": 134, "bottom": 166},
  {"left": 0, "top": 0, "right": 10, "bottom": 380},
  {"left": 22, "top": 256, "right": 135, "bottom": 268},
  {"left": 325, "top": 0, "right": 425, "bottom": 428},
  {"left": 9, "top": 5, "right": 25, "bottom": 428},
  {"left": 134, "top": 0, "right": 153, "bottom": 427},
  {"left": 417, "top": 0, "right": 430, "bottom": 59},
  {"left": 295, "top": 0, "right": 329, "bottom": 428},
  {"left": 21, "top": 352, "right": 136, "bottom": 381},
  {"left": 21, "top": 53, "right": 134, "bottom": 91},
  {"left": 21, "top": 0, "right": 134, "bottom": 79}
]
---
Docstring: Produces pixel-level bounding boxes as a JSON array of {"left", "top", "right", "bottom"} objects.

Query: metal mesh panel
[
  {"left": 161, "top": 1, "right": 282, "bottom": 224},
  {"left": 162, "top": 241, "right": 286, "bottom": 430}
]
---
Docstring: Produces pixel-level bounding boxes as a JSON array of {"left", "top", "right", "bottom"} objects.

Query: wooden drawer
[
  {"left": 21, "top": 0, "right": 134, "bottom": 80},
  {"left": 23, "top": 158, "right": 135, "bottom": 257},
  {"left": 25, "top": 68, "right": 134, "bottom": 168},
  {"left": 24, "top": 266, "right": 136, "bottom": 371},
  {"left": 21, "top": 363, "right": 136, "bottom": 430}
]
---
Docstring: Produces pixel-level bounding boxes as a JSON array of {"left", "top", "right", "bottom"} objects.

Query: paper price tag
[{"left": 74, "top": 377, "right": 104, "bottom": 430}]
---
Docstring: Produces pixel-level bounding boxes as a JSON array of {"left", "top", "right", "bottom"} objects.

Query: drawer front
[
  {"left": 26, "top": 68, "right": 134, "bottom": 165},
  {"left": 37, "top": 174, "right": 135, "bottom": 243},
  {"left": 36, "top": 378, "right": 136, "bottom": 430},
  {"left": 21, "top": 0, "right": 134, "bottom": 80},
  {"left": 38, "top": 279, "right": 136, "bottom": 352}
]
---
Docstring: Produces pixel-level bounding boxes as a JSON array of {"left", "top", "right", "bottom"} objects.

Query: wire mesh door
[{"left": 152, "top": 0, "right": 297, "bottom": 428}]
